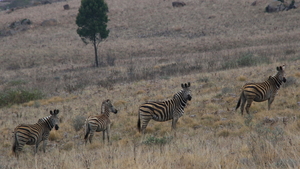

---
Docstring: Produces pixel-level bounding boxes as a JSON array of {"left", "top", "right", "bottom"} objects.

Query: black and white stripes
[
  {"left": 236, "top": 65, "right": 286, "bottom": 115},
  {"left": 84, "top": 99, "right": 118, "bottom": 144},
  {"left": 137, "top": 82, "right": 192, "bottom": 134},
  {"left": 12, "top": 109, "right": 60, "bottom": 157}
]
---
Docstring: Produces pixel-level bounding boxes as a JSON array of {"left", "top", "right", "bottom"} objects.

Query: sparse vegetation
[
  {"left": 142, "top": 135, "right": 173, "bottom": 145},
  {"left": 0, "top": 0, "right": 300, "bottom": 168}
]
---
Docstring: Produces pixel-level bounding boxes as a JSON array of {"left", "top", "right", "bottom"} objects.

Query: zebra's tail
[
  {"left": 12, "top": 132, "right": 18, "bottom": 155},
  {"left": 84, "top": 121, "right": 90, "bottom": 141},
  {"left": 137, "top": 113, "right": 141, "bottom": 133},
  {"left": 236, "top": 93, "right": 242, "bottom": 110}
]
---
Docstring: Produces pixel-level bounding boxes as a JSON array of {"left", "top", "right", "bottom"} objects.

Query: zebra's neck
[
  {"left": 268, "top": 75, "right": 282, "bottom": 89},
  {"left": 173, "top": 90, "right": 187, "bottom": 108},
  {"left": 101, "top": 105, "right": 110, "bottom": 117},
  {"left": 38, "top": 115, "right": 54, "bottom": 130}
]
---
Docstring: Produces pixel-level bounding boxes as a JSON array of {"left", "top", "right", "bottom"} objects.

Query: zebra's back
[{"left": 139, "top": 100, "right": 175, "bottom": 122}]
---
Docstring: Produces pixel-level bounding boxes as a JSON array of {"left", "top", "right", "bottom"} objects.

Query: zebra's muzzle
[
  {"left": 283, "top": 77, "right": 286, "bottom": 83},
  {"left": 188, "top": 95, "right": 192, "bottom": 101},
  {"left": 55, "top": 124, "right": 59, "bottom": 130}
]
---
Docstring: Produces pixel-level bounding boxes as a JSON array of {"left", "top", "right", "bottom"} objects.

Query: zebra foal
[
  {"left": 236, "top": 65, "right": 286, "bottom": 115},
  {"left": 137, "top": 82, "right": 192, "bottom": 134},
  {"left": 12, "top": 109, "right": 60, "bottom": 157},
  {"left": 84, "top": 99, "right": 118, "bottom": 144}
]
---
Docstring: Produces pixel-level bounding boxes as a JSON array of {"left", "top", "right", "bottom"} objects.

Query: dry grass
[{"left": 0, "top": 0, "right": 300, "bottom": 168}]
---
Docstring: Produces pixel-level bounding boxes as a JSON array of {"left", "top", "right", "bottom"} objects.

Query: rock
[
  {"left": 63, "top": 4, "right": 70, "bottom": 10},
  {"left": 172, "top": 1, "right": 186, "bottom": 7}
]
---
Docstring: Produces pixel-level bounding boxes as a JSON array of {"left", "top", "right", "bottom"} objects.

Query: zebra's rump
[{"left": 15, "top": 129, "right": 39, "bottom": 145}]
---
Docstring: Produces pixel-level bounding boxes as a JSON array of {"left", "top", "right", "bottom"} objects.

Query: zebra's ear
[
  {"left": 50, "top": 110, "right": 53, "bottom": 115},
  {"left": 277, "top": 67, "right": 280, "bottom": 71},
  {"left": 54, "top": 109, "right": 59, "bottom": 115},
  {"left": 181, "top": 83, "right": 184, "bottom": 88},
  {"left": 187, "top": 82, "right": 191, "bottom": 87}
]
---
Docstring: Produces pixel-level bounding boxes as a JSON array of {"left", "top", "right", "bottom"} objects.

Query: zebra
[
  {"left": 137, "top": 82, "right": 192, "bottom": 134},
  {"left": 84, "top": 99, "right": 118, "bottom": 144},
  {"left": 12, "top": 109, "right": 60, "bottom": 157},
  {"left": 236, "top": 65, "right": 286, "bottom": 115}
]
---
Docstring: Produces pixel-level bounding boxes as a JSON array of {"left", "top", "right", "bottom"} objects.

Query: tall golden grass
[{"left": 0, "top": 0, "right": 300, "bottom": 168}]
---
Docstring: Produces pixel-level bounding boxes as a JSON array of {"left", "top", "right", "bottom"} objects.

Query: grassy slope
[{"left": 0, "top": 0, "right": 300, "bottom": 168}]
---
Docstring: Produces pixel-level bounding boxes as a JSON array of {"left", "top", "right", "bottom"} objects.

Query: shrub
[
  {"left": 222, "top": 53, "right": 270, "bottom": 70},
  {"left": 0, "top": 89, "right": 44, "bottom": 108},
  {"left": 198, "top": 76, "right": 209, "bottom": 83},
  {"left": 107, "top": 54, "right": 116, "bottom": 66},
  {"left": 142, "top": 135, "right": 173, "bottom": 145},
  {"left": 221, "top": 87, "right": 233, "bottom": 94},
  {"left": 285, "top": 49, "right": 296, "bottom": 55},
  {"left": 73, "top": 115, "right": 86, "bottom": 132},
  {"left": 7, "top": 80, "right": 27, "bottom": 86},
  {"left": 221, "top": 60, "right": 237, "bottom": 70},
  {"left": 9, "top": 0, "right": 31, "bottom": 8},
  {"left": 237, "top": 53, "right": 255, "bottom": 67},
  {"left": 284, "top": 76, "right": 297, "bottom": 87}
]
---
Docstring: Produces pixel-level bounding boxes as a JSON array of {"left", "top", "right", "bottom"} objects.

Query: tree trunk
[{"left": 93, "top": 40, "right": 99, "bottom": 67}]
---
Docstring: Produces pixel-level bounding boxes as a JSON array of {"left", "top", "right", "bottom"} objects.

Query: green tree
[{"left": 76, "top": 0, "right": 109, "bottom": 67}]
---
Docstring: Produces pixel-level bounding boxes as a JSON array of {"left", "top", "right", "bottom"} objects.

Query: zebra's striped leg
[
  {"left": 268, "top": 97, "right": 275, "bottom": 110},
  {"left": 172, "top": 118, "right": 179, "bottom": 130},
  {"left": 106, "top": 125, "right": 111, "bottom": 143},
  {"left": 34, "top": 143, "right": 39, "bottom": 154},
  {"left": 42, "top": 140, "right": 48, "bottom": 153},
  {"left": 240, "top": 96, "right": 246, "bottom": 115},
  {"left": 84, "top": 123, "right": 90, "bottom": 144},
  {"left": 102, "top": 130, "right": 106, "bottom": 142},
  {"left": 84, "top": 135, "right": 89, "bottom": 145},
  {"left": 245, "top": 99, "right": 253, "bottom": 115},
  {"left": 89, "top": 131, "right": 94, "bottom": 144},
  {"left": 141, "top": 118, "right": 151, "bottom": 134}
]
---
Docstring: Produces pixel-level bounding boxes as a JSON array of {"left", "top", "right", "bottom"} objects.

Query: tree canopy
[{"left": 76, "top": 0, "right": 110, "bottom": 67}]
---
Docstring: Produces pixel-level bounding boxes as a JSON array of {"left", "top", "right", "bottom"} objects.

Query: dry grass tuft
[
  {"left": 48, "top": 130, "right": 63, "bottom": 141},
  {"left": 217, "top": 130, "right": 230, "bottom": 137},
  {"left": 61, "top": 141, "right": 74, "bottom": 151},
  {"left": 237, "top": 75, "right": 247, "bottom": 82},
  {"left": 294, "top": 72, "right": 300, "bottom": 78}
]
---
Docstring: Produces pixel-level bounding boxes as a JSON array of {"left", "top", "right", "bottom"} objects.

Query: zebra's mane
[
  {"left": 37, "top": 115, "right": 54, "bottom": 129},
  {"left": 101, "top": 102, "right": 110, "bottom": 115},
  {"left": 173, "top": 90, "right": 187, "bottom": 101},
  {"left": 268, "top": 74, "right": 283, "bottom": 89}
]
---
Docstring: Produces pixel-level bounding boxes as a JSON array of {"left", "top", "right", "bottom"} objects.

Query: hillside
[{"left": 0, "top": 0, "right": 300, "bottom": 168}]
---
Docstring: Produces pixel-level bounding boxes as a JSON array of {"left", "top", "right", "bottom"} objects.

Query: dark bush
[{"left": 0, "top": 89, "right": 44, "bottom": 108}]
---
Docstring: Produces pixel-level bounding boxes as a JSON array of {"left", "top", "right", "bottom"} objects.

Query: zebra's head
[
  {"left": 181, "top": 82, "right": 192, "bottom": 101},
  {"left": 38, "top": 109, "right": 60, "bottom": 130},
  {"left": 102, "top": 99, "right": 118, "bottom": 114},
  {"left": 49, "top": 109, "right": 60, "bottom": 130},
  {"left": 276, "top": 65, "right": 286, "bottom": 83}
]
